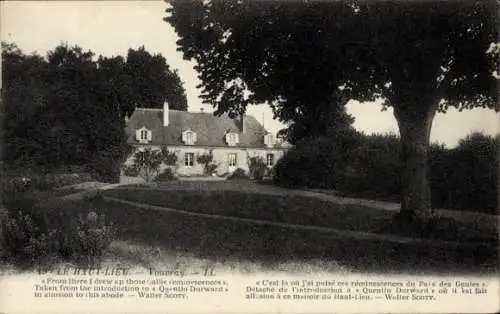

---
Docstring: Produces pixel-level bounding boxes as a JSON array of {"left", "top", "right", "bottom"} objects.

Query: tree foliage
[
  {"left": 247, "top": 156, "right": 267, "bottom": 181},
  {"left": 2, "top": 42, "right": 188, "bottom": 175},
  {"left": 196, "top": 149, "right": 218, "bottom": 175},
  {"left": 166, "top": 0, "right": 498, "bottom": 219},
  {"left": 130, "top": 147, "right": 178, "bottom": 183},
  {"left": 132, "top": 148, "right": 165, "bottom": 184}
]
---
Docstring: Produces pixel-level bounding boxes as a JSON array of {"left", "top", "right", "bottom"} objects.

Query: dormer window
[
  {"left": 182, "top": 129, "right": 197, "bottom": 145},
  {"left": 135, "top": 127, "right": 152, "bottom": 144},
  {"left": 264, "top": 133, "right": 274, "bottom": 147},
  {"left": 225, "top": 131, "right": 239, "bottom": 147}
]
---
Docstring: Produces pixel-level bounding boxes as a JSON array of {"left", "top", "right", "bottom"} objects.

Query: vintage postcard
[{"left": 1, "top": 0, "right": 499, "bottom": 313}]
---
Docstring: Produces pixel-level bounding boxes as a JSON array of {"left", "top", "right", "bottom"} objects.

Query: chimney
[
  {"left": 238, "top": 114, "right": 245, "bottom": 134},
  {"left": 163, "top": 101, "right": 169, "bottom": 126}
]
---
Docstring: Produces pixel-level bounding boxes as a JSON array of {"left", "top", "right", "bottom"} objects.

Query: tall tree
[
  {"left": 122, "top": 46, "right": 188, "bottom": 115},
  {"left": 2, "top": 42, "right": 188, "bottom": 172},
  {"left": 166, "top": 0, "right": 498, "bottom": 221},
  {"left": 2, "top": 42, "right": 52, "bottom": 167}
]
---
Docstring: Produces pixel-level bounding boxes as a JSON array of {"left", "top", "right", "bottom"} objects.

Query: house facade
[{"left": 124, "top": 102, "right": 291, "bottom": 177}]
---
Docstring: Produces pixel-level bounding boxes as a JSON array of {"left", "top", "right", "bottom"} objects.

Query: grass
[
  {"left": 2, "top": 186, "right": 497, "bottom": 275},
  {"left": 103, "top": 186, "right": 498, "bottom": 243},
  {"left": 104, "top": 188, "right": 393, "bottom": 233},
  {"left": 20, "top": 197, "right": 498, "bottom": 275},
  {"left": 3, "top": 180, "right": 497, "bottom": 275}
]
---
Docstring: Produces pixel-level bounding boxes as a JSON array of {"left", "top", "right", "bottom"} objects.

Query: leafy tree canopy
[
  {"left": 166, "top": 0, "right": 498, "bottom": 219},
  {"left": 166, "top": 0, "right": 498, "bottom": 114},
  {"left": 1, "top": 42, "right": 188, "bottom": 170}
]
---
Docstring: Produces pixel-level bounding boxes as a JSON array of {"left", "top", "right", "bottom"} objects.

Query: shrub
[
  {"left": 122, "top": 164, "right": 140, "bottom": 177},
  {"left": 196, "top": 150, "right": 218, "bottom": 176},
  {"left": 248, "top": 156, "right": 267, "bottom": 181},
  {"left": 71, "top": 211, "right": 116, "bottom": 268},
  {"left": 1, "top": 206, "right": 116, "bottom": 269},
  {"left": 430, "top": 133, "right": 498, "bottom": 214},
  {"left": 161, "top": 146, "right": 178, "bottom": 167},
  {"left": 154, "top": 168, "right": 177, "bottom": 182},
  {"left": 131, "top": 147, "right": 178, "bottom": 183},
  {"left": 339, "top": 133, "right": 401, "bottom": 197},
  {"left": 87, "top": 154, "right": 120, "bottom": 183},
  {"left": 274, "top": 136, "right": 347, "bottom": 189},
  {"left": 1, "top": 210, "right": 57, "bottom": 266},
  {"left": 227, "top": 168, "right": 249, "bottom": 180},
  {"left": 1, "top": 172, "right": 116, "bottom": 269},
  {"left": 274, "top": 130, "right": 498, "bottom": 214}
]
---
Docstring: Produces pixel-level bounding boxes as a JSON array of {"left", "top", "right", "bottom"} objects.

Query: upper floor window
[
  {"left": 225, "top": 132, "right": 239, "bottom": 146},
  {"left": 182, "top": 129, "right": 197, "bottom": 145},
  {"left": 264, "top": 133, "right": 274, "bottom": 147},
  {"left": 266, "top": 153, "right": 274, "bottom": 167},
  {"left": 136, "top": 127, "right": 152, "bottom": 143}
]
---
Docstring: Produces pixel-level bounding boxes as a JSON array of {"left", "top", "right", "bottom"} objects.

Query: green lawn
[{"left": 27, "top": 197, "right": 499, "bottom": 275}]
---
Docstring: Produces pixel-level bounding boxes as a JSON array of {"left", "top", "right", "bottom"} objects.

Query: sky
[{"left": 1, "top": 1, "right": 498, "bottom": 147}]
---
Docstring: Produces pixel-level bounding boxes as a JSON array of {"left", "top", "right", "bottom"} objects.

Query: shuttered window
[{"left": 184, "top": 152, "right": 194, "bottom": 167}]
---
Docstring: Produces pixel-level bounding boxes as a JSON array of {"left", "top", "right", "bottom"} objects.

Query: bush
[
  {"left": 87, "top": 154, "right": 120, "bottom": 183},
  {"left": 227, "top": 168, "right": 249, "bottom": 180},
  {"left": 154, "top": 168, "right": 177, "bottom": 182},
  {"left": 430, "top": 133, "right": 498, "bottom": 214},
  {"left": 274, "top": 136, "right": 348, "bottom": 189},
  {"left": 274, "top": 130, "right": 498, "bottom": 214},
  {"left": 1, "top": 173, "right": 116, "bottom": 268},
  {"left": 248, "top": 156, "right": 267, "bottom": 181},
  {"left": 130, "top": 148, "right": 165, "bottom": 184},
  {"left": 339, "top": 133, "right": 401, "bottom": 197},
  {"left": 196, "top": 150, "right": 218, "bottom": 176},
  {"left": 1, "top": 205, "right": 116, "bottom": 269},
  {"left": 70, "top": 211, "right": 116, "bottom": 268},
  {"left": 122, "top": 164, "right": 140, "bottom": 177},
  {"left": 205, "top": 163, "right": 218, "bottom": 176}
]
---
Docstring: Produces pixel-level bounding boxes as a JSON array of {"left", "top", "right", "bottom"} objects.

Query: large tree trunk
[{"left": 393, "top": 102, "right": 438, "bottom": 222}]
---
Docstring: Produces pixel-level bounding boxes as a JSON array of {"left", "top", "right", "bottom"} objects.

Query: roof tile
[{"left": 126, "top": 108, "right": 282, "bottom": 149}]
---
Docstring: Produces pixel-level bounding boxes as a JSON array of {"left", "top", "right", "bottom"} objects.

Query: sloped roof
[{"left": 125, "top": 108, "right": 287, "bottom": 149}]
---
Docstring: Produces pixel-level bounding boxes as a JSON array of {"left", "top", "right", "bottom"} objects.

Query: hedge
[{"left": 274, "top": 132, "right": 498, "bottom": 214}]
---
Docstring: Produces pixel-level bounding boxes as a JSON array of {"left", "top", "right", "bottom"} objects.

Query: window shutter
[
  {"left": 136, "top": 129, "right": 141, "bottom": 141},
  {"left": 147, "top": 130, "right": 152, "bottom": 141},
  {"left": 182, "top": 131, "right": 186, "bottom": 143},
  {"left": 192, "top": 132, "right": 197, "bottom": 143},
  {"left": 234, "top": 134, "right": 239, "bottom": 144},
  {"left": 264, "top": 134, "right": 274, "bottom": 147}
]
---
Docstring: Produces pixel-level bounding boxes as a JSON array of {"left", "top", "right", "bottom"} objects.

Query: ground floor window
[
  {"left": 136, "top": 151, "right": 146, "bottom": 164},
  {"left": 266, "top": 153, "right": 274, "bottom": 167},
  {"left": 228, "top": 153, "right": 237, "bottom": 167},
  {"left": 184, "top": 152, "right": 194, "bottom": 166}
]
